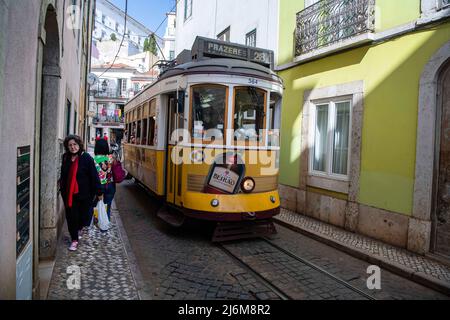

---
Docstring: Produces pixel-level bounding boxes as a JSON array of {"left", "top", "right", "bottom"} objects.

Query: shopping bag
[{"left": 97, "top": 200, "right": 110, "bottom": 231}]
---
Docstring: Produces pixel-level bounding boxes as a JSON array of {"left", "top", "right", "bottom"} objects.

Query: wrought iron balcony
[
  {"left": 295, "top": 0, "right": 376, "bottom": 57},
  {"left": 90, "top": 88, "right": 130, "bottom": 99},
  {"left": 93, "top": 114, "right": 124, "bottom": 126}
]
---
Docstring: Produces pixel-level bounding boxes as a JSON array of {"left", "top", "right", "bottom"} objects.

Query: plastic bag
[{"left": 97, "top": 200, "right": 110, "bottom": 231}]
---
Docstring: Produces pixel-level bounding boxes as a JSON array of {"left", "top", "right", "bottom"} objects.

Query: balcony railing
[
  {"left": 90, "top": 88, "right": 131, "bottom": 99},
  {"left": 295, "top": 0, "right": 375, "bottom": 57},
  {"left": 93, "top": 115, "right": 124, "bottom": 125}
]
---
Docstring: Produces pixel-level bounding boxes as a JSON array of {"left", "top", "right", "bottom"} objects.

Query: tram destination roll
[{"left": 191, "top": 36, "right": 274, "bottom": 69}]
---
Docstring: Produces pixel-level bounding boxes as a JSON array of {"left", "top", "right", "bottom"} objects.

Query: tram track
[{"left": 218, "top": 237, "right": 377, "bottom": 300}]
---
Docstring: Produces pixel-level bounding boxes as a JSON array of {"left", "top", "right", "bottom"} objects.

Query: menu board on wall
[{"left": 17, "top": 146, "right": 31, "bottom": 257}]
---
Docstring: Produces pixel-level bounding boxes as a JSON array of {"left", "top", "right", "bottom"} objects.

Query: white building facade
[
  {"left": 175, "top": 0, "right": 279, "bottom": 58},
  {"left": 163, "top": 11, "right": 176, "bottom": 61},
  {"left": 88, "top": 64, "right": 155, "bottom": 147},
  {"left": 93, "top": 0, "right": 154, "bottom": 51}
]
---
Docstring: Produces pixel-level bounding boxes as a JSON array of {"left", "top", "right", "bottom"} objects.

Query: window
[
  {"left": 119, "top": 79, "right": 127, "bottom": 96},
  {"left": 305, "top": 0, "right": 320, "bottom": 7},
  {"left": 65, "top": 100, "right": 71, "bottom": 136},
  {"left": 184, "top": 0, "right": 192, "bottom": 21},
  {"left": 217, "top": 27, "right": 230, "bottom": 42},
  {"left": 169, "top": 50, "right": 175, "bottom": 60},
  {"left": 268, "top": 93, "right": 282, "bottom": 147},
  {"left": 442, "top": 0, "right": 450, "bottom": 8},
  {"left": 147, "top": 99, "right": 157, "bottom": 146},
  {"left": 142, "top": 118, "right": 148, "bottom": 145},
  {"left": 136, "top": 107, "right": 142, "bottom": 145},
  {"left": 420, "top": 0, "right": 450, "bottom": 23},
  {"left": 73, "top": 110, "right": 77, "bottom": 134},
  {"left": 191, "top": 85, "right": 227, "bottom": 142},
  {"left": 310, "top": 99, "right": 352, "bottom": 177},
  {"left": 233, "top": 87, "right": 266, "bottom": 143},
  {"left": 245, "top": 29, "right": 257, "bottom": 47}
]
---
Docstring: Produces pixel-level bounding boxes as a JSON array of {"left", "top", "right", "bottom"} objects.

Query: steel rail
[
  {"left": 261, "top": 237, "right": 377, "bottom": 300},
  {"left": 217, "top": 243, "right": 292, "bottom": 301}
]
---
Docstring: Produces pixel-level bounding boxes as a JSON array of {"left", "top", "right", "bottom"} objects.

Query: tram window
[
  {"left": 268, "top": 92, "right": 282, "bottom": 147},
  {"left": 233, "top": 87, "right": 266, "bottom": 143},
  {"left": 127, "top": 123, "right": 132, "bottom": 143},
  {"left": 148, "top": 117, "right": 156, "bottom": 146},
  {"left": 136, "top": 120, "right": 142, "bottom": 145},
  {"left": 131, "top": 122, "right": 137, "bottom": 144},
  {"left": 191, "top": 85, "right": 227, "bottom": 142},
  {"left": 142, "top": 118, "right": 148, "bottom": 145}
]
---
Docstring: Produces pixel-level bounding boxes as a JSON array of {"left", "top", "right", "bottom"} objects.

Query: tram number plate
[
  {"left": 208, "top": 167, "right": 240, "bottom": 194},
  {"left": 248, "top": 78, "right": 258, "bottom": 85}
]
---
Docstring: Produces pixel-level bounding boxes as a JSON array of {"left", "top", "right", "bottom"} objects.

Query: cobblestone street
[
  {"left": 46, "top": 211, "right": 139, "bottom": 300},
  {"left": 110, "top": 180, "right": 449, "bottom": 300}
]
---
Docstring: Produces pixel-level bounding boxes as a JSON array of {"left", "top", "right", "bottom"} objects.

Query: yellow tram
[{"left": 123, "top": 37, "right": 283, "bottom": 240}]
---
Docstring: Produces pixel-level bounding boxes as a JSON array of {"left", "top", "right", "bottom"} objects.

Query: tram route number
[{"left": 248, "top": 78, "right": 258, "bottom": 85}]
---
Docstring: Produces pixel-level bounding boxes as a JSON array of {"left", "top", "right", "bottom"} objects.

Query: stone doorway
[
  {"left": 37, "top": 5, "right": 61, "bottom": 260},
  {"left": 434, "top": 60, "right": 450, "bottom": 258}
]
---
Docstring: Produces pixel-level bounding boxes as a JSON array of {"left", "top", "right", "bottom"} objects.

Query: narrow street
[{"left": 114, "top": 180, "right": 449, "bottom": 300}]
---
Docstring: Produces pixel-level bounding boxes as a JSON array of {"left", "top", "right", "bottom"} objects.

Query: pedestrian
[
  {"left": 59, "top": 135, "right": 102, "bottom": 251},
  {"left": 93, "top": 136, "right": 120, "bottom": 222}
]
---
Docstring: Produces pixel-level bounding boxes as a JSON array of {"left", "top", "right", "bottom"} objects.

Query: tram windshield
[
  {"left": 233, "top": 87, "right": 266, "bottom": 143},
  {"left": 192, "top": 85, "right": 227, "bottom": 142}
]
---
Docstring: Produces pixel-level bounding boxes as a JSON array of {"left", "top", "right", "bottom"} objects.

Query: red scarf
[{"left": 67, "top": 156, "right": 79, "bottom": 208}]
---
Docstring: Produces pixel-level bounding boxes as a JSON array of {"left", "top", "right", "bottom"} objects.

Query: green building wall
[{"left": 277, "top": 0, "right": 450, "bottom": 216}]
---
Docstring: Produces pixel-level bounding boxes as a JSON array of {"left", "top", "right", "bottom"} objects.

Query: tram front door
[{"left": 165, "top": 93, "right": 184, "bottom": 207}]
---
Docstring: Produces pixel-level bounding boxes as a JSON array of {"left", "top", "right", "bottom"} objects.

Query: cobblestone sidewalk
[
  {"left": 274, "top": 209, "right": 450, "bottom": 295},
  {"left": 46, "top": 203, "right": 140, "bottom": 300}
]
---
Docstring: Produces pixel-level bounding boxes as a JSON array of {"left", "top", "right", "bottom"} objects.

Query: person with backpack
[{"left": 93, "top": 137, "right": 126, "bottom": 221}]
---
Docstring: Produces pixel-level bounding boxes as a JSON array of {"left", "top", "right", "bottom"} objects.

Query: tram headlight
[
  {"left": 211, "top": 199, "right": 220, "bottom": 207},
  {"left": 241, "top": 177, "right": 255, "bottom": 193}
]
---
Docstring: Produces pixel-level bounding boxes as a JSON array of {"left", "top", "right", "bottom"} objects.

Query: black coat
[{"left": 60, "top": 152, "right": 102, "bottom": 206}]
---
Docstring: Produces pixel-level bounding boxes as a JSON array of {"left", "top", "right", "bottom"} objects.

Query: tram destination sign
[{"left": 191, "top": 37, "right": 274, "bottom": 69}]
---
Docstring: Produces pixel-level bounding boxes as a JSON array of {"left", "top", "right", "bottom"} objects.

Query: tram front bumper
[{"left": 184, "top": 191, "right": 280, "bottom": 212}]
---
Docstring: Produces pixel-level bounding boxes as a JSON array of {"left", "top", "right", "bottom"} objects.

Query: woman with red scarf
[{"left": 60, "top": 135, "right": 102, "bottom": 251}]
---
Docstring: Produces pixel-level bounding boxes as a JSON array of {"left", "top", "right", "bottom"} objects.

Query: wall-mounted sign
[
  {"left": 191, "top": 37, "right": 274, "bottom": 69},
  {"left": 17, "top": 146, "right": 31, "bottom": 257}
]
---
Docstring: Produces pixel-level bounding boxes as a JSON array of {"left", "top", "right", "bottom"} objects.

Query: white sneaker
[{"left": 68, "top": 241, "right": 78, "bottom": 251}]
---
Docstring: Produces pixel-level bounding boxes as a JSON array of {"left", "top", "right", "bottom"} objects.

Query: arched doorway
[
  {"left": 433, "top": 60, "right": 450, "bottom": 258},
  {"left": 413, "top": 41, "right": 450, "bottom": 257},
  {"left": 36, "top": 4, "right": 60, "bottom": 261}
]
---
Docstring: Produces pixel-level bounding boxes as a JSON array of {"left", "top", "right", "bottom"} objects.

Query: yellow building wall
[{"left": 278, "top": 24, "right": 450, "bottom": 215}]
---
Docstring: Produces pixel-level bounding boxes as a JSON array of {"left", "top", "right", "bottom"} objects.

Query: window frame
[
  {"left": 147, "top": 99, "right": 157, "bottom": 147},
  {"left": 232, "top": 86, "right": 268, "bottom": 147},
  {"left": 189, "top": 84, "right": 229, "bottom": 146},
  {"left": 184, "top": 0, "right": 193, "bottom": 21},
  {"left": 309, "top": 96, "right": 353, "bottom": 181}
]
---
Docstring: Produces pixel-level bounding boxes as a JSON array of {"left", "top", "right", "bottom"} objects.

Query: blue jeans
[{"left": 100, "top": 183, "right": 116, "bottom": 220}]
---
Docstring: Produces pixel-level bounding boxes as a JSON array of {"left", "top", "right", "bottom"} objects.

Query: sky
[{"left": 108, "top": 0, "right": 177, "bottom": 39}]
